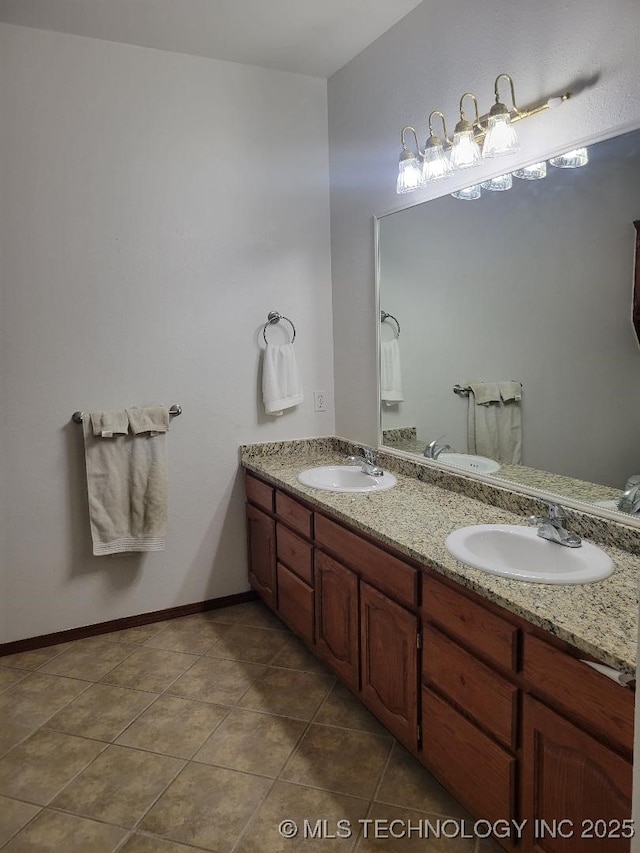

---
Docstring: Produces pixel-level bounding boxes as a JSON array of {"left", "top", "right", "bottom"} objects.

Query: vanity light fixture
[
  {"left": 396, "top": 73, "right": 572, "bottom": 194},
  {"left": 549, "top": 147, "right": 589, "bottom": 168}
]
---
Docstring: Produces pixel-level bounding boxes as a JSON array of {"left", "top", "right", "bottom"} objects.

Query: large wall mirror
[{"left": 377, "top": 126, "right": 640, "bottom": 521}]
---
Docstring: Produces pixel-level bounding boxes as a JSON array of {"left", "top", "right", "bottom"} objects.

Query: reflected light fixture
[
  {"left": 549, "top": 147, "right": 589, "bottom": 168},
  {"left": 481, "top": 173, "right": 513, "bottom": 192},
  {"left": 513, "top": 161, "right": 547, "bottom": 180},
  {"left": 450, "top": 184, "right": 482, "bottom": 201},
  {"left": 396, "top": 73, "right": 572, "bottom": 194}
]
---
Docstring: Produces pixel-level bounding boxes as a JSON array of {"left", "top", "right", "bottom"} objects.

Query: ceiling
[{"left": 0, "top": 0, "right": 424, "bottom": 78}]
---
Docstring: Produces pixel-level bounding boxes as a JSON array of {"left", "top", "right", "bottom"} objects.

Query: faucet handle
[
  {"left": 546, "top": 503, "right": 566, "bottom": 522},
  {"left": 358, "top": 446, "right": 376, "bottom": 463}
]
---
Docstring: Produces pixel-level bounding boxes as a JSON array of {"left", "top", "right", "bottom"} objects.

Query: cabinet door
[
  {"left": 315, "top": 551, "right": 359, "bottom": 691},
  {"left": 360, "top": 581, "right": 418, "bottom": 749},
  {"left": 246, "top": 504, "right": 276, "bottom": 610},
  {"left": 522, "top": 696, "right": 632, "bottom": 853}
]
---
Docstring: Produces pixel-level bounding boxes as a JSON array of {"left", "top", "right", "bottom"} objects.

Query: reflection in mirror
[{"left": 378, "top": 128, "right": 640, "bottom": 517}]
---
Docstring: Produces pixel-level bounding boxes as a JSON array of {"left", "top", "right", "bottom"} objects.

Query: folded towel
[
  {"left": 89, "top": 409, "right": 129, "bottom": 438},
  {"left": 380, "top": 338, "right": 404, "bottom": 405},
  {"left": 82, "top": 412, "right": 168, "bottom": 556},
  {"left": 466, "top": 382, "right": 502, "bottom": 405},
  {"left": 498, "top": 380, "right": 522, "bottom": 402},
  {"left": 126, "top": 405, "right": 170, "bottom": 435},
  {"left": 262, "top": 342, "right": 304, "bottom": 416}
]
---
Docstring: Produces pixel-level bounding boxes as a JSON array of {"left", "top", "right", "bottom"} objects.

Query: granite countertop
[{"left": 242, "top": 439, "right": 639, "bottom": 677}]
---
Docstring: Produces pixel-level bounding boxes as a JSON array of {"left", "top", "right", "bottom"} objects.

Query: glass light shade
[
  {"left": 396, "top": 154, "right": 423, "bottom": 194},
  {"left": 422, "top": 142, "right": 452, "bottom": 182},
  {"left": 549, "top": 148, "right": 588, "bottom": 168},
  {"left": 513, "top": 161, "right": 547, "bottom": 180},
  {"left": 450, "top": 130, "right": 482, "bottom": 170},
  {"left": 482, "top": 113, "right": 520, "bottom": 158},
  {"left": 481, "top": 173, "right": 513, "bottom": 192},
  {"left": 451, "top": 184, "right": 481, "bottom": 201}
]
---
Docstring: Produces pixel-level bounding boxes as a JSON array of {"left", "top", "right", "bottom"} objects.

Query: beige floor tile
[
  {"left": 280, "top": 724, "right": 392, "bottom": 799},
  {"left": 116, "top": 695, "right": 229, "bottom": 758},
  {"left": 194, "top": 709, "right": 307, "bottom": 777},
  {"left": 99, "top": 647, "right": 199, "bottom": 693},
  {"left": 375, "top": 743, "right": 470, "bottom": 818},
  {"left": 0, "top": 797, "right": 40, "bottom": 847},
  {"left": 205, "top": 623, "right": 290, "bottom": 664},
  {"left": 315, "top": 683, "right": 389, "bottom": 735},
  {"left": 167, "top": 656, "right": 267, "bottom": 705},
  {"left": 39, "top": 638, "right": 137, "bottom": 681},
  {"left": 238, "top": 667, "right": 335, "bottom": 721},
  {"left": 235, "top": 780, "right": 368, "bottom": 853},
  {"left": 205, "top": 600, "right": 288, "bottom": 631},
  {"left": 0, "top": 722, "right": 34, "bottom": 758},
  {"left": 269, "top": 635, "right": 331, "bottom": 674},
  {"left": 3, "top": 809, "right": 127, "bottom": 852},
  {"left": 0, "top": 643, "right": 71, "bottom": 671},
  {"left": 51, "top": 744, "right": 184, "bottom": 828},
  {"left": 354, "top": 803, "right": 475, "bottom": 852},
  {"left": 107, "top": 622, "right": 169, "bottom": 645},
  {"left": 143, "top": 622, "right": 222, "bottom": 655},
  {"left": 46, "top": 682, "right": 157, "bottom": 741},
  {"left": 0, "top": 729, "right": 105, "bottom": 805},
  {"left": 120, "top": 834, "right": 205, "bottom": 852},
  {"left": 140, "top": 762, "right": 271, "bottom": 851},
  {"left": 0, "top": 666, "right": 28, "bottom": 693},
  {"left": 0, "top": 673, "right": 90, "bottom": 728}
]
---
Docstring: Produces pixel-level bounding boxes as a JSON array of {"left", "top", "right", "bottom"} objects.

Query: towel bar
[
  {"left": 380, "top": 310, "right": 400, "bottom": 338},
  {"left": 262, "top": 311, "right": 296, "bottom": 345},
  {"left": 72, "top": 404, "right": 182, "bottom": 424},
  {"left": 453, "top": 383, "right": 522, "bottom": 397}
]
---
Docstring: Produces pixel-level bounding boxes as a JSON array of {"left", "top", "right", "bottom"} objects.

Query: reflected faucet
[
  {"left": 617, "top": 474, "right": 640, "bottom": 515},
  {"left": 346, "top": 446, "right": 384, "bottom": 477},
  {"left": 526, "top": 503, "right": 582, "bottom": 548},
  {"left": 424, "top": 436, "right": 451, "bottom": 460}
]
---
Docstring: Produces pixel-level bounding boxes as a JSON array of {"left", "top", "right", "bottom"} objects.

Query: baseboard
[{"left": 0, "top": 590, "right": 258, "bottom": 656}]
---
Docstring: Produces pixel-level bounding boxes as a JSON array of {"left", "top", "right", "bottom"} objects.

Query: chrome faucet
[
  {"left": 526, "top": 503, "right": 582, "bottom": 548},
  {"left": 346, "top": 446, "right": 384, "bottom": 477},
  {"left": 617, "top": 474, "right": 640, "bottom": 515},
  {"left": 424, "top": 436, "right": 451, "bottom": 460}
]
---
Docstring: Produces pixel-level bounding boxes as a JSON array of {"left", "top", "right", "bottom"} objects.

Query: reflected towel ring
[
  {"left": 381, "top": 310, "right": 400, "bottom": 338},
  {"left": 262, "top": 311, "right": 296, "bottom": 345}
]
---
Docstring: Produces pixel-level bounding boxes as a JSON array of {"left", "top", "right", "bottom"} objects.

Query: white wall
[
  {"left": 328, "top": 0, "right": 640, "bottom": 447},
  {"left": 0, "top": 23, "right": 334, "bottom": 643}
]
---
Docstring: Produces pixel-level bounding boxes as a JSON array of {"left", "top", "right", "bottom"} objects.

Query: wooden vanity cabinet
[{"left": 244, "top": 472, "right": 634, "bottom": 850}]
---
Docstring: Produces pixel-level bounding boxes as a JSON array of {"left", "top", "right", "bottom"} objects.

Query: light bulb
[
  {"left": 483, "top": 112, "right": 520, "bottom": 158},
  {"left": 422, "top": 138, "right": 452, "bottom": 182},
  {"left": 450, "top": 127, "right": 482, "bottom": 170},
  {"left": 396, "top": 152, "right": 423, "bottom": 194}
]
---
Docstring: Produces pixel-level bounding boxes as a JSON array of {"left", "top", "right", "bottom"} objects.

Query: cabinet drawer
[
  {"left": 422, "top": 687, "right": 516, "bottom": 824},
  {"left": 276, "top": 524, "right": 313, "bottom": 585},
  {"left": 277, "top": 563, "right": 313, "bottom": 643},
  {"left": 422, "top": 624, "right": 518, "bottom": 750},
  {"left": 524, "top": 634, "right": 634, "bottom": 753},
  {"left": 315, "top": 514, "right": 418, "bottom": 608},
  {"left": 275, "top": 491, "right": 313, "bottom": 538},
  {"left": 245, "top": 473, "right": 274, "bottom": 513},
  {"left": 422, "top": 575, "right": 518, "bottom": 672}
]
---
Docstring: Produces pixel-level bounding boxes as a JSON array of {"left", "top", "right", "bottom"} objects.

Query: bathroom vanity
[{"left": 243, "top": 442, "right": 636, "bottom": 852}]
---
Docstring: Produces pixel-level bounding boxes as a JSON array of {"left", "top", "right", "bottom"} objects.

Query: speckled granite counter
[{"left": 241, "top": 438, "right": 639, "bottom": 677}]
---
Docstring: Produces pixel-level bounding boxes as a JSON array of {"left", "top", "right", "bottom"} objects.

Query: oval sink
[
  {"left": 297, "top": 465, "right": 397, "bottom": 493},
  {"left": 445, "top": 524, "right": 614, "bottom": 584},
  {"left": 436, "top": 453, "right": 501, "bottom": 474}
]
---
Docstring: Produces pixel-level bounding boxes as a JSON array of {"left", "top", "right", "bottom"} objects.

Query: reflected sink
[
  {"left": 297, "top": 465, "right": 397, "bottom": 493},
  {"left": 436, "top": 453, "right": 501, "bottom": 475},
  {"left": 445, "top": 524, "right": 614, "bottom": 584}
]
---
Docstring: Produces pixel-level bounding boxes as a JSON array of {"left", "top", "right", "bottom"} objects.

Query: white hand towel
[
  {"left": 466, "top": 382, "right": 522, "bottom": 464},
  {"left": 380, "top": 338, "right": 404, "bottom": 406},
  {"left": 82, "top": 409, "right": 168, "bottom": 555},
  {"left": 262, "top": 342, "right": 304, "bottom": 416}
]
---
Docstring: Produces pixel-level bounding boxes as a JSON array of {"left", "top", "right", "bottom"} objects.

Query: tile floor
[{"left": 0, "top": 600, "right": 502, "bottom": 852}]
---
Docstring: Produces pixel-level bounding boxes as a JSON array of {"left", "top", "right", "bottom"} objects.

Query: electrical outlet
[{"left": 314, "top": 391, "right": 327, "bottom": 412}]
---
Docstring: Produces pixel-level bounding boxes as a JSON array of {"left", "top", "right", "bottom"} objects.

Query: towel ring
[
  {"left": 381, "top": 310, "right": 400, "bottom": 338},
  {"left": 262, "top": 311, "right": 296, "bottom": 345}
]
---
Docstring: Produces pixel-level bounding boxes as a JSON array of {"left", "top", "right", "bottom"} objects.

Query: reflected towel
[
  {"left": 82, "top": 409, "right": 168, "bottom": 556},
  {"left": 466, "top": 381, "right": 522, "bottom": 464},
  {"left": 380, "top": 338, "right": 404, "bottom": 405},
  {"left": 262, "top": 342, "right": 304, "bottom": 416},
  {"left": 89, "top": 409, "right": 129, "bottom": 438}
]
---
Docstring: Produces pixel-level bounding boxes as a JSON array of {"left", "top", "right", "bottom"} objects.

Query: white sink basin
[
  {"left": 297, "top": 465, "right": 397, "bottom": 493},
  {"left": 436, "top": 453, "right": 501, "bottom": 475},
  {"left": 445, "top": 524, "right": 614, "bottom": 584}
]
